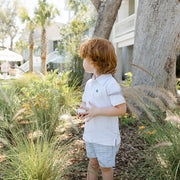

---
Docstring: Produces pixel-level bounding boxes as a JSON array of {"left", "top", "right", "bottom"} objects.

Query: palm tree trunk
[
  {"left": 10, "top": 37, "right": 15, "bottom": 69},
  {"left": 29, "top": 30, "right": 34, "bottom": 72},
  {"left": 41, "top": 27, "right": 47, "bottom": 75},
  {"left": 10, "top": 38, "right": 13, "bottom": 51}
]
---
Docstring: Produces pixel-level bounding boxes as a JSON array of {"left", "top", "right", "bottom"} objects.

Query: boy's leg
[
  {"left": 87, "top": 158, "right": 99, "bottom": 180},
  {"left": 100, "top": 166, "right": 113, "bottom": 180}
]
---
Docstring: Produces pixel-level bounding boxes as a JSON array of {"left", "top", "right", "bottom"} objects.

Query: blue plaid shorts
[{"left": 85, "top": 142, "right": 120, "bottom": 168}]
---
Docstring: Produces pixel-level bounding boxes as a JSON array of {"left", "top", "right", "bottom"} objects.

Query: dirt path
[{"left": 58, "top": 117, "right": 152, "bottom": 180}]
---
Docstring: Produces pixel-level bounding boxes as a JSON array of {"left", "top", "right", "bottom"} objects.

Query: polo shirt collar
[{"left": 92, "top": 74, "right": 112, "bottom": 85}]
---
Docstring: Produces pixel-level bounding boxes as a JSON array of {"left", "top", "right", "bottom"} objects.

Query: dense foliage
[
  {"left": 0, "top": 71, "right": 82, "bottom": 179},
  {"left": 57, "top": 0, "right": 95, "bottom": 85}
]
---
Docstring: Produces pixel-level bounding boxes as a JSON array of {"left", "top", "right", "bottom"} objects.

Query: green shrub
[
  {"left": 13, "top": 70, "right": 81, "bottom": 140},
  {"left": 0, "top": 70, "right": 82, "bottom": 141},
  {"left": 12, "top": 73, "right": 40, "bottom": 93},
  {"left": 119, "top": 113, "right": 136, "bottom": 126},
  {"left": 0, "top": 71, "right": 82, "bottom": 179},
  {"left": 123, "top": 72, "right": 132, "bottom": 87},
  {"left": 176, "top": 79, "right": 180, "bottom": 90}
]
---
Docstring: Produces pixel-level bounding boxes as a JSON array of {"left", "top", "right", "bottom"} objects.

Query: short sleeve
[
  {"left": 107, "top": 80, "right": 126, "bottom": 106},
  {"left": 82, "top": 80, "right": 89, "bottom": 102}
]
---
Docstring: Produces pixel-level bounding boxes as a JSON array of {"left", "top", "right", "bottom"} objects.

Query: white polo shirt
[{"left": 82, "top": 74, "right": 126, "bottom": 146}]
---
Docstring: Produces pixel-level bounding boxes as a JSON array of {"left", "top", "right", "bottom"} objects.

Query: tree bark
[
  {"left": 131, "top": 0, "right": 180, "bottom": 96},
  {"left": 90, "top": 0, "right": 100, "bottom": 11},
  {"left": 93, "top": 0, "right": 122, "bottom": 39},
  {"left": 81, "top": 0, "right": 123, "bottom": 86},
  {"left": 41, "top": 27, "right": 47, "bottom": 75},
  {"left": 10, "top": 38, "right": 13, "bottom": 51},
  {"left": 29, "top": 30, "right": 34, "bottom": 72}
]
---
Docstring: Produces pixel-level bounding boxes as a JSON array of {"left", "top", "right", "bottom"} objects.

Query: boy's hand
[
  {"left": 82, "top": 102, "right": 99, "bottom": 122},
  {"left": 78, "top": 102, "right": 126, "bottom": 121},
  {"left": 77, "top": 107, "right": 87, "bottom": 119}
]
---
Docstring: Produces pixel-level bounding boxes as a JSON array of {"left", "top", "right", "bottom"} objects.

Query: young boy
[{"left": 78, "top": 38, "right": 126, "bottom": 180}]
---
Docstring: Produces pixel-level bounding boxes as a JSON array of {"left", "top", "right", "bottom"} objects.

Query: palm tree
[
  {"left": 19, "top": 7, "right": 37, "bottom": 72},
  {"left": 34, "top": 0, "right": 59, "bottom": 75}
]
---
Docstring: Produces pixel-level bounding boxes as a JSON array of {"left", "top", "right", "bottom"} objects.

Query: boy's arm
[{"left": 82, "top": 102, "right": 126, "bottom": 122}]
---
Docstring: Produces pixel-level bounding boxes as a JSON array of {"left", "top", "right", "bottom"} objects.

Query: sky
[{"left": 19, "top": 0, "right": 70, "bottom": 25}]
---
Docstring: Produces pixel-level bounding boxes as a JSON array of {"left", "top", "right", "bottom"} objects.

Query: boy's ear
[{"left": 90, "top": 59, "right": 95, "bottom": 64}]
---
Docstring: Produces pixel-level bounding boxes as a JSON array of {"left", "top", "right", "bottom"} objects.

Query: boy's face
[{"left": 83, "top": 58, "right": 95, "bottom": 74}]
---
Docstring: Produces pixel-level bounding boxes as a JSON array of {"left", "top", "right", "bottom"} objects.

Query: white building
[
  {"left": 110, "top": 0, "right": 138, "bottom": 80},
  {"left": 112, "top": 0, "right": 180, "bottom": 81},
  {"left": 20, "top": 22, "right": 68, "bottom": 73},
  {"left": 21, "top": 22, "right": 64, "bottom": 58}
]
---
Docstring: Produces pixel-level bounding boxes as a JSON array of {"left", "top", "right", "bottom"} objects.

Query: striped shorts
[{"left": 85, "top": 142, "right": 120, "bottom": 168}]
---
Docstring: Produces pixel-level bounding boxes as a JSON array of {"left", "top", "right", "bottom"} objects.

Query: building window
[
  {"left": 129, "top": 0, "right": 135, "bottom": 15},
  {"left": 53, "top": 41, "right": 58, "bottom": 51}
]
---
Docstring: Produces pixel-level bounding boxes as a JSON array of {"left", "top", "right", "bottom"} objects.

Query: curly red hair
[{"left": 80, "top": 38, "right": 117, "bottom": 74}]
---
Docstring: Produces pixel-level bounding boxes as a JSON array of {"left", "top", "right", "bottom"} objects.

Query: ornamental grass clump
[
  {"left": 152, "top": 120, "right": 180, "bottom": 179},
  {"left": 124, "top": 86, "right": 179, "bottom": 179},
  {"left": 121, "top": 70, "right": 179, "bottom": 179},
  {"left": 122, "top": 85, "right": 177, "bottom": 122},
  {"left": 121, "top": 68, "right": 177, "bottom": 122},
  {"left": 138, "top": 117, "right": 180, "bottom": 179},
  {"left": 0, "top": 129, "right": 70, "bottom": 180},
  {"left": 0, "top": 85, "right": 23, "bottom": 147}
]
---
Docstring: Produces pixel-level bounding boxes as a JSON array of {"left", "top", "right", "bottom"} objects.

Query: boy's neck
[{"left": 93, "top": 73, "right": 101, "bottom": 79}]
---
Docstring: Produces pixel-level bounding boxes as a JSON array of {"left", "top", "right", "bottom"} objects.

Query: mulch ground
[{"left": 58, "top": 117, "right": 154, "bottom": 180}]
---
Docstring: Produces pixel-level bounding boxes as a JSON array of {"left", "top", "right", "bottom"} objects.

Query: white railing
[
  {"left": 47, "top": 51, "right": 59, "bottom": 63},
  {"left": 115, "top": 14, "right": 136, "bottom": 38},
  {"left": 19, "top": 61, "right": 29, "bottom": 73},
  {"left": 19, "top": 51, "right": 61, "bottom": 73}
]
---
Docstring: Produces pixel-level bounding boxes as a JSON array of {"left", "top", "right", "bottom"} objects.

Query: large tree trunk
[
  {"left": 41, "top": 27, "right": 47, "bottom": 75},
  {"left": 82, "top": 0, "right": 122, "bottom": 86},
  {"left": 29, "top": 30, "right": 34, "bottom": 72},
  {"left": 92, "top": 0, "right": 122, "bottom": 39},
  {"left": 131, "top": 0, "right": 180, "bottom": 96}
]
